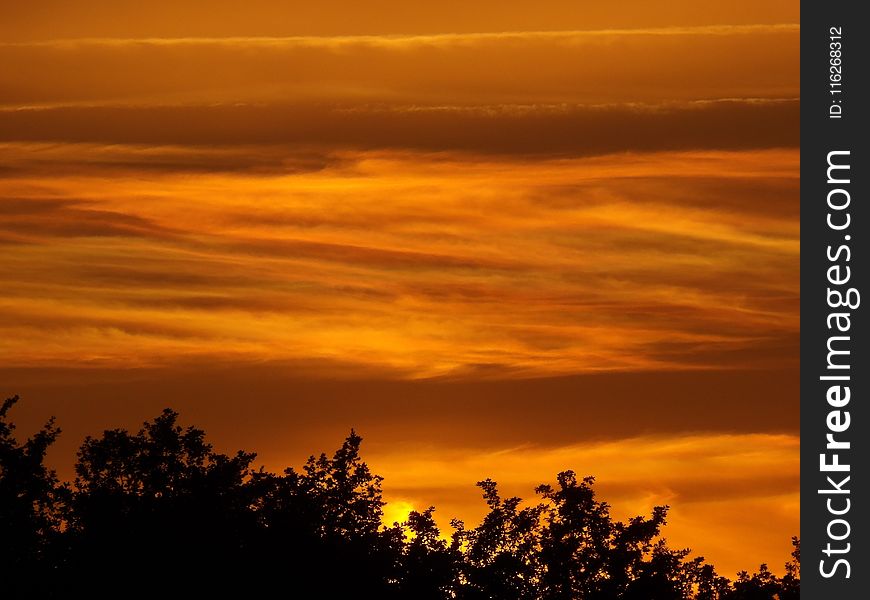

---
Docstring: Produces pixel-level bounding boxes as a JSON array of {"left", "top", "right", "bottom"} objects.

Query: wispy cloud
[
  {"left": 0, "top": 24, "right": 801, "bottom": 48},
  {"left": 0, "top": 25, "right": 798, "bottom": 108},
  {"left": 0, "top": 148, "right": 798, "bottom": 377}
]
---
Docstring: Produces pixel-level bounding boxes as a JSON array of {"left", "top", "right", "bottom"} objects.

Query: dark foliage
[{"left": 1, "top": 397, "right": 799, "bottom": 599}]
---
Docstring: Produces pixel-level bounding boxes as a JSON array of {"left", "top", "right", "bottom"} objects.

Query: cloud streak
[
  {"left": 0, "top": 148, "right": 798, "bottom": 377},
  {"left": 0, "top": 25, "right": 798, "bottom": 107}
]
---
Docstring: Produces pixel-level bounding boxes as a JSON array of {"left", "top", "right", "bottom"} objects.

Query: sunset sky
[{"left": 2, "top": 1, "right": 799, "bottom": 576}]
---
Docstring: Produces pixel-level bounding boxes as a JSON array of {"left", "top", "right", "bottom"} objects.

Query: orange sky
[{"left": 2, "top": 0, "right": 798, "bottom": 577}]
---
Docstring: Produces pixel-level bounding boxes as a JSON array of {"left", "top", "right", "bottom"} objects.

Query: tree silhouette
[
  {"left": 62, "top": 408, "right": 258, "bottom": 597},
  {"left": 0, "top": 397, "right": 800, "bottom": 599},
  {"left": 0, "top": 396, "right": 66, "bottom": 598},
  {"left": 249, "top": 429, "right": 405, "bottom": 597},
  {"left": 458, "top": 478, "right": 546, "bottom": 599},
  {"left": 397, "top": 507, "right": 462, "bottom": 599}
]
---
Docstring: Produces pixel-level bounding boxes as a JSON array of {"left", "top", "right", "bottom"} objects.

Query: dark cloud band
[{"left": 0, "top": 100, "right": 798, "bottom": 156}]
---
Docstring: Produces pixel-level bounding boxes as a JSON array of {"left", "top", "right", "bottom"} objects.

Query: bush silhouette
[{"left": 0, "top": 396, "right": 799, "bottom": 599}]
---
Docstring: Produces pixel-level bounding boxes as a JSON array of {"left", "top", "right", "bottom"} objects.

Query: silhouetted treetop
[
  {"left": 0, "top": 397, "right": 799, "bottom": 600},
  {"left": 1, "top": 396, "right": 65, "bottom": 597}
]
